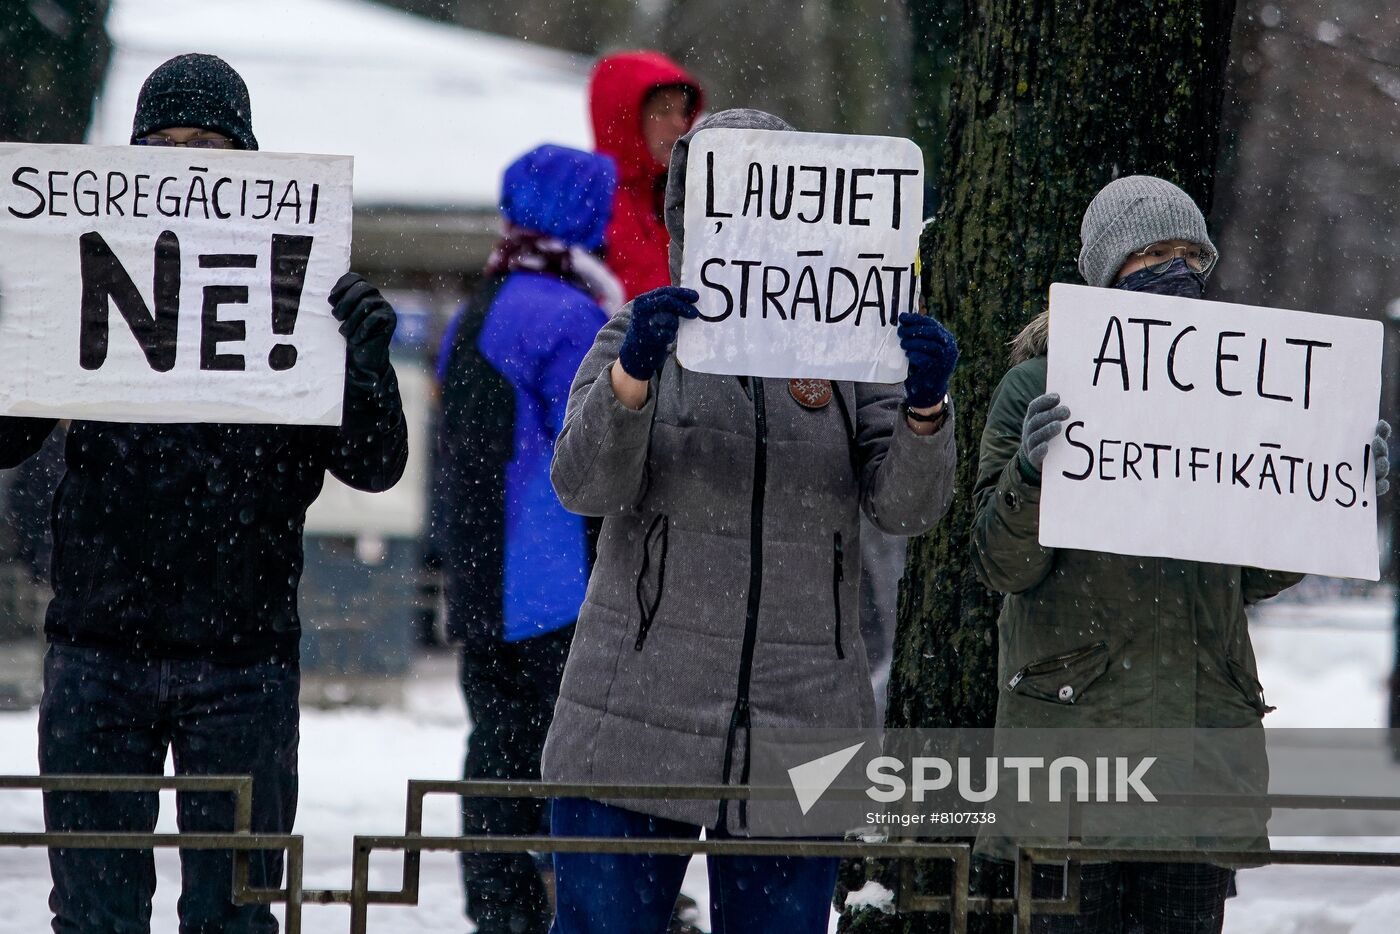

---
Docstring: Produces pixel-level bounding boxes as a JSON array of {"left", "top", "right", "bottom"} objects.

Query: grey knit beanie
[{"left": 1077, "top": 175, "right": 1215, "bottom": 287}]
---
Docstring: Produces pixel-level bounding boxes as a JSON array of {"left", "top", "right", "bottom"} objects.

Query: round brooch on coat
[{"left": 788, "top": 378, "right": 833, "bottom": 409}]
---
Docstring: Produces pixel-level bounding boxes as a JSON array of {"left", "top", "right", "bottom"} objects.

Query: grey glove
[
  {"left": 1373, "top": 420, "right": 1391, "bottom": 497},
  {"left": 1017, "top": 392, "right": 1072, "bottom": 479}
]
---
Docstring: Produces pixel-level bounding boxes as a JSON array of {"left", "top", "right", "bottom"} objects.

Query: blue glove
[
  {"left": 897, "top": 312, "right": 959, "bottom": 408},
  {"left": 618, "top": 286, "right": 699, "bottom": 381},
  {"left": 1374, "top": 420, "right": 1391, "bottom": 497}
]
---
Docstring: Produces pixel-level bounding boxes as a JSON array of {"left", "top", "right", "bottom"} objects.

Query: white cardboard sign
[
  {"left": 677, "top": 128, "right": 923, "bottom": 382},
  {"left": 0, "top": 143, "right": 353, "bottom": 425},
  {"left": 1041, "top": 283, "right": 1383, "bottom": 580}
]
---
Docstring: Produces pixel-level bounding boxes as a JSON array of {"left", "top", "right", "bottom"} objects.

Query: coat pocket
[
  {"left": 1226, "top": 656, "right": 1276, "bottom": 717},
  {"left": 832, "top": 531, "right": 846, "bottom": 659},
  {"left": 633, "top": 514, "right": 670, "bottom": 650},
  {"left": 1007, "top": 641, "right": 1110, "bottom": 705}
]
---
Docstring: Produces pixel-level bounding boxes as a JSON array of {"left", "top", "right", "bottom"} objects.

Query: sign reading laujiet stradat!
[
  {"left": 677, "top": 128, "right": 923, "bottom": 383},
  {"left": 0, "top": 142, "right": 353, "bottom": 426},
  {"left": 1040, "top": 283, "right": 1383, "bottom": 580}
]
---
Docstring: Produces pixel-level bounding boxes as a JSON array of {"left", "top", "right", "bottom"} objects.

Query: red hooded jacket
[{"left": 590, "top": 52, "right": 703, "bottom": 301}]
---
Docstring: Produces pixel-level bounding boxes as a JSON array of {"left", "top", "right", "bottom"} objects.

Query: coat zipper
[
  {"left": 633, "top": 514, "right": 669, "bottom": 650},
  {"left": 833, "top": 531, "right": 846, "bottom": 659},
  {"left": 1006, "top": 641, "right": 1109, "bottom": 689},
  {"left": 720, "top": 377, "right": 766, "bottom": 829}
]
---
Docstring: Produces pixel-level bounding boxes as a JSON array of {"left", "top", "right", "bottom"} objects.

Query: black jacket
[
  {"left": 0, "top": 371, "right": 407, "bottom": 664},
  {"left": 435, "top": 277, "right": 511, "bottom": 643}
]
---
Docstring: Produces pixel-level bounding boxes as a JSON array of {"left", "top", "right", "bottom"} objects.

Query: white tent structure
[{"left": 91, "top": 0, "right": 594, "bottom": 273}]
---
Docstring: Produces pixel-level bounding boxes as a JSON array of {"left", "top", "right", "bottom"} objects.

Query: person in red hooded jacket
[{"left": 589, "top": 51, "right": 704, "bottom": 301}]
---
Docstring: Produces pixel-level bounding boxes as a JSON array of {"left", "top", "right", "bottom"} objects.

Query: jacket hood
[
  {"left": 500, "top": 144, "right": 617, "bottom": 250},
  {"left": 663, "top": 108, "right": 794, "bottom": 284},
  {"left": 590, "top": 51, "right": 703, "bottom": 185}
]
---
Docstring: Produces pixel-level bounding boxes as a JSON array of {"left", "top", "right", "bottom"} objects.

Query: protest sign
[
  {"left": 676, "top": 128, "right": 923, "bottom": 383},
  {"left": 1040, "top": 283, "right": 1383, "bottom": 580},
  {"left": 0, "top": 143, "right": 353, "bottom": 425}
]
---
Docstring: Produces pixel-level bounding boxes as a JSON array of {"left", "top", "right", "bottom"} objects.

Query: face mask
[{"left": 1113, "top": 258, "right": 1206, "bottom": 299}]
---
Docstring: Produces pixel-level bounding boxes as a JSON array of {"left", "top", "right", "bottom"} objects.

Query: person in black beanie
[
  {"left": 130, "top": 53, "right": 259, "bottom": 150},
  {"left": 0, "top": 53, "right": 408, "bottom": 934}
]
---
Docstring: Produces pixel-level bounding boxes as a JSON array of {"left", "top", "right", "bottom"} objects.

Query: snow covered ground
[
  {"left": 0, "top": 595, "right": 1397, "bottom": 932},
  {"left": 0, "top": 652, "right": 718, "bottom": 933},
  {"left": 1224, "top": 596, "right": 1400, "bottom": 934}
]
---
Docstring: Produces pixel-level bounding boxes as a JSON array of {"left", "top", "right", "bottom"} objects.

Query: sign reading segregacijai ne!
[
  {"left": 677, "top": 128, "right": 923, "bottom": 383},
  {"left": 0, "top": 143, "right": 353, "bottom": 426},
  {"left": 1040, "top": 282, "right": 1383, "bottom": 580}
]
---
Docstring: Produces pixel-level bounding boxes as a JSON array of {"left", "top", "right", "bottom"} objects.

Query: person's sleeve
[
  {"left": 323, "top": 363, "right": 409, "bottom": 492},
  {"left": 970, "top": 369, "right": 1057, "bottom": 594},
  {"left": 1240, "top": 568, "right": 1305, "bottom": 604},
  {"left": 0, "top": 417, "right": 58, "bottom": 470},
  {"left": 852, "top": 383, "right": 957, "bottom": 535},
  {"left": 550, "top": 306, "right": 654, "bottom": 516}
]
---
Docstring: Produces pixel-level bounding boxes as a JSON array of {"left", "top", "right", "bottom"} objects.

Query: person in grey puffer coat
[{"left": 541, "top": 108, "right": 959, "bottom": 933}]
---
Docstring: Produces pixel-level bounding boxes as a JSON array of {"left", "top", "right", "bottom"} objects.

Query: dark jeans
[
  {"left": 459, "top": 624, "right": 574, "bottom": 934},
  {"left": 549, "top": 797, "right": 840, "bottom": 934},
  {"left": 39, "top": 644, "right": 299, "bottom": 934},
  {"left": 1030, "top": 861, "right": 1235, "bottom": 934}
]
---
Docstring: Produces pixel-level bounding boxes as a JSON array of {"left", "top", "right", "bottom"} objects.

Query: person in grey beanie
[
  {"left": 972, "top": 176, "right": 1391, "bottom": 932},
  {"left": 541, "top": 108, "right": 959, "bottom": 933}
]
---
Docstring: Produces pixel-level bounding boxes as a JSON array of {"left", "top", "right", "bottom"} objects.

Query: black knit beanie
[{"left": 130, "top": 54, "right": 258, "bottom": 151}]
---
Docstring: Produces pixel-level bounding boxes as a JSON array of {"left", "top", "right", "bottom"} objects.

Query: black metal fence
[{"left": 5, "top": 776, "right": 1400, "bottom": 933}]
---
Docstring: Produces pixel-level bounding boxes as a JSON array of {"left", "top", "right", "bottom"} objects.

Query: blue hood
[{"left": 500, "top": 144, "right": 616, "bottom": 250}]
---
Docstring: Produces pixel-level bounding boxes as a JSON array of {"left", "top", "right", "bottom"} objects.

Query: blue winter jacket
[{"left": 438, "top": 145, "right": 613, "bottom": 642}]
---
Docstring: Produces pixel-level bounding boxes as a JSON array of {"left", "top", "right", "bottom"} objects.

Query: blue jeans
[
  {"left": 549, "top": 797, "right": 839, "bottom": 934},
  {"left": 38, "top": 644, "right": 299, "bottom": 934}
]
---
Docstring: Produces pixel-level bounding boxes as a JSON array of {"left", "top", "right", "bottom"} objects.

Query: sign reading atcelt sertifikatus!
[
  {"left": 0, "top": 143, "right": 353, "bottom": 425},
  {"left": 677, "top": 128, "right": 923, "bottom": 383},
  {"left": 1040, "top": 282, "right": 1383, "bottom": 580}
]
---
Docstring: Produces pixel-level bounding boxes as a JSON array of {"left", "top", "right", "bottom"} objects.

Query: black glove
[
  {"left": 618, "top": 286, "right": 699, "bottom": 381},
  {"left": 329, "top": 272, "right": 397, "bottom": 387}
]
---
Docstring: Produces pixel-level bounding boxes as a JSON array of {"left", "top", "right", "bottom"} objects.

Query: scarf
[{"left": 484, "top": 225, "right": 625, "bottom": 313}]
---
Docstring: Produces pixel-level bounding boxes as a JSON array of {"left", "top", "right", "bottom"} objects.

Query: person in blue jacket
[{"left": 436, "top": 143, "right": 620, "bottom": 934}]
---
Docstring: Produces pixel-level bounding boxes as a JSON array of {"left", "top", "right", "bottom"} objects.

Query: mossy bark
[{"left": 841, "top": 2, "right": 1236, "bottom": 930}]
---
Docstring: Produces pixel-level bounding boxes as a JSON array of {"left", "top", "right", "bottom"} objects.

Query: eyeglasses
[
  {"left": 134, "top": 135, "right": 234, "bottom": 149},
  {"left": 1128, "top": 241, "right": 1217, "bottom": 276}
]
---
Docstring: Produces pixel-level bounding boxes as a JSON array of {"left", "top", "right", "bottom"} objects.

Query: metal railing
[
  {"left": 0, "top": 775, "right": 305, "bottom": 930},
  {"left": 7, "top": 777, "right": 1400, "bottom": 932},
  {"left": 1012, "top": 845, "right": 1400, "bottom": 931},
  {"left": 334, "top": 780, "right": 972, "bottom": 933}
]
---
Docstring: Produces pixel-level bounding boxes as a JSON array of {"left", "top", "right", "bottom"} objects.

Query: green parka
[
  {"left": 972, "top": 334, "right": 1301, "bottom": 854},
  {"left": 974, "top": 351, "right": 1301, "bottom": 729}
]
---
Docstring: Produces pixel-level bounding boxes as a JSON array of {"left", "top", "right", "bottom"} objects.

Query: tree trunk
[
  {"left": 904, "top": 0, "right": 962, "bottom": 201},
  {"left": 842, "top": 1, "right": 1236, "bottom": 930},
  {"left": 0, "top": 0, "right": 111, "bottom": 143}
]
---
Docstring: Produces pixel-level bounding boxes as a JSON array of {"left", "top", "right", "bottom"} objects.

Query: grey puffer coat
[{"left": 540, "top": 108, "right": 958, "bottom": 830}]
